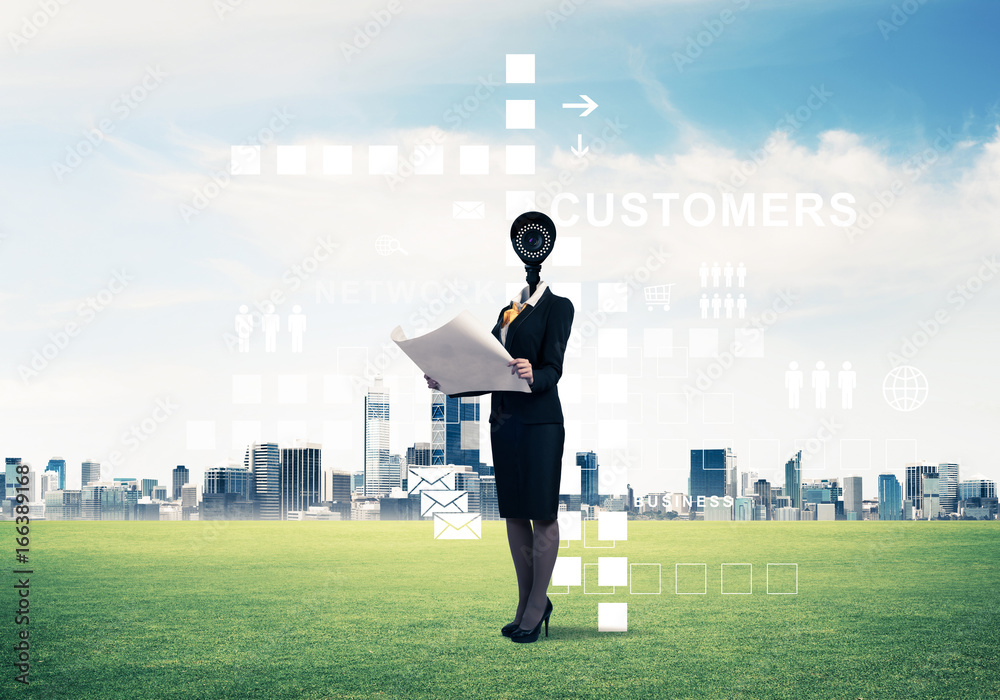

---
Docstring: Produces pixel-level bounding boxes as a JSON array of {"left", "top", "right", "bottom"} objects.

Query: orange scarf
[{"left": 502, "top": 301, "right": 525, "bottom": 328}]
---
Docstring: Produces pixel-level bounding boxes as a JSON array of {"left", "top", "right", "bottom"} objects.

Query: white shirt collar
[{"left": 510, "top": 280, "right": 548, "bottom": 308}]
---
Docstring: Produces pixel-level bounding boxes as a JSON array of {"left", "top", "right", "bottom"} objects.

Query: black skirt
[{"left": 490, "top": 412, "right": 564, "bottom": 520}]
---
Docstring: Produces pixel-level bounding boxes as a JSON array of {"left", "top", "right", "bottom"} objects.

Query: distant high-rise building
[
  {"left": 364, "top": 376, "right": 392, "bottom": 497},
  {"left": 172, "top": 465, "right": 189, "bottom": 500},
  {"left": 690, "top": 448, "right": 735, "bottom": 511},
  {"left": 204, "top": 465, "right": 252, "bottom": 500},
  {"left": 740, "top": 471, "right": 759, "bottom": 497},
  {"left": 46, "top": 458, "right": 67, "bottom": 490},
  {"left": 152, "top": 485, "right": 167, "bottom": 501},
  {"left": 322, "top": 469, "right": 352, "bottom": 503},
  {"left": 181, "top": 483, "right": 202, "bottom": 509},
  {"left": 921, "top": 474, "right": 940, "bottom": 519},
  {"left": 454, "top": 468, "right": 481, "bottom": 514},
  {"left": 82, "top": 459, "right": 102, "bottom": 488},
  {"left": 406, "top": 442, "right": 431, "bottom": 468},
  {"left": 40, "top": 471, "right": 59, "bottom": 497},
  {"left": 245, "top": 443, "right": 280, "bottom": 520},
  {"left": 959, "top": 478, "right": 997, "bottom": 501},
  {"left": 754, "top": 479, "right": 772, "bottom": 520},
  {"left": 937, "top": 463, "right": 959, "bottom": 514},
  {"left": 351, "top": 472, "right": 364, "bottom": 494},
  {"left": 878, "top": 473, "right": 902, "bottom": 520},
  {"left": 843, "top": 475, "right": 863, "bottom": 520},
  {"left": 785, "top": 451, "right": 802, "bottom": 509},
  {"left": 578, "top": 451, "right": 599, "bottom": 507},
  {"left": 280, "top": 442, "right": 322, "bottom": 519},
  {"left": 905, "top": 463, "right": 938, "bottom": 510},
  {"left": 140, "top": 478, "right": 159, "bottom": 499},
  {"left": 44, "top": 489, "right": 82, "bottom": 520},
  {"left": 479, "top": 475, "right": 500, "bottom": 520},
  {"left": 431, "top": 393, "right": 482, "bottom": 469}
]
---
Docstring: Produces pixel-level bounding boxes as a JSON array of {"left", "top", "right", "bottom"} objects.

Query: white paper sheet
[{"left": 390, "top": 310, "right": 531, "bottom": 395}]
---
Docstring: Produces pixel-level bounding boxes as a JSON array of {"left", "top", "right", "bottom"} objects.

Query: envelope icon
[
  {"left": 421, "top": 490, "right": 468, "bottom": 516},
  {"left": 453, "top": 201, "right": 485, "bottom": 219},
  {"left": 434, "top": 512, "right": 482, "bottom": 539},
  {"left": 408, "top": 468, "right": 455, "bottom": 495}
]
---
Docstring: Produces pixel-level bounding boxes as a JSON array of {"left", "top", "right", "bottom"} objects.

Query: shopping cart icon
[{"left": 644, "top": 283, "right": 675, "bottom": 311}]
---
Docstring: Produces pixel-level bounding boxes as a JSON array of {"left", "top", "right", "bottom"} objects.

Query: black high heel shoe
[
  {"left": 510, "top": 598, "right": 552, "bottom": 644},
  {"left": 501, "top": 621, "right": 519, "bottom": 637}
]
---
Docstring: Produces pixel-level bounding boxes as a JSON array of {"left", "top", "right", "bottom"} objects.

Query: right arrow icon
[{"left": 562, "top": 94, "right": 598, "bottom": 117}]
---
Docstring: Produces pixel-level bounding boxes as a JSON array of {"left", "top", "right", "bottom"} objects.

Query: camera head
[{"left": 510, "top": 211, "right": 556, "bottom": 295}]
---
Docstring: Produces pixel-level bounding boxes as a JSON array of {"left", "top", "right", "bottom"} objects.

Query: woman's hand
[
  {"left": 508, "top": 358, "right": 533, "bottom": 387},
  {"left": 424, "top": 374, "right": 440, "bottom": 390}
]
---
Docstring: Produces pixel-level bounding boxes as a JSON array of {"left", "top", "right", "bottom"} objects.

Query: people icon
[
  {"left": 785, "top": 361, "right": 803, "bottom": 409},
  {"left": 812, "top": 361, "right": 830, "bottom": 409},
  {"left": 699, "top": 262, "right": 709, "bottom": 288},
  {"left": 235, "top": 305, "right": 254, "bottom": 353},
  {"left": 262, "top": 302, "right": 279, "bottom": 353},
  {"left": 737, "top": 262, "right": 747, "bottom": 288},
  {"left": 711, "top": 293, "right": 722, "bottom": 319},
  {"left": 724, "top": 262, "right": 734, "bottom": 287},
  {"left": 838, "top": 361, "right": 857, "bottom": 409},
  {"left": 699, "top": 293, "right": 710, "bottom": 319},
  {"left": 736, "top": 293, "right": 747, "bottom": 319},
  {"left": 724, "top": 293, "right": 735, "bottom": 319},
  {"left": 288, "top": 305, "right": 307, "bottom": 353},
  {"left": 710, "top": 262, "right": 722, "bottom": 287}
]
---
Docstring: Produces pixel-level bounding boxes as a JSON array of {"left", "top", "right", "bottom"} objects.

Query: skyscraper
[
  {"left": 690, "top": 448, "right": 735, "bottom": 511},
  {"left": 959, "top": 478, "right": 997, "bottom": 501},
  {"left": 280, "top": 442, "right": 322, "bottom": 519},
  {"left": 784, "top": 451, "right": 802, "bottom": 509},
  {"left": 46, "top": 458, "right": 67, "bottom": 490},
  {"left": 454, "top": 468, "right": 481, "bottom": 514},
  {"left": 754, "top": 479, "right": 771, "bottom": 520},
  {"left": 5, "top": 458, "right": 21, "bottom": 500},
  {"left": 741, "top": 471, "right": 759, "bottom": 497},
  {"left": 937, "top": 463, "right": 959, "bottom": 514},
  {"left": 172, "top": 465, "right": 189, "bottom": 500},
  {"left": 843, "top": 475, "right": 863, "bottom": 520},
  {"left": 578, "top": 451, "right": 599, "bottom": 507},
  {"left": 82, "top": 459, "right": 102, "bottom": 488},
  {"left": 479, "top": 475, "right": 500, "bottom": 520},
  {"left": 431, "top": 392, "right": 483, "bottom": 469},
  {"left": 364, "top": 376, "right": 392, "bottom": 497},
  {"left": 245, "top": 443, "right": 280, "bottom": 520},
  {"left": 878, "top": 473, "right": 902, "bottom": 520},
  {"left": 905, "top": 463, "right": 938, "bottom": 511},
  {"left": 921, "top": 474, "right": 940, "bottom": 519},
  {"left": 204, "top": 465, "right": 252, "bottom": 500},
  {"left": 406, "top": 442, "right": 431, "bottom": 468},
  {"left": 140, "top": 478, "right": 158, "bottom": 499}
]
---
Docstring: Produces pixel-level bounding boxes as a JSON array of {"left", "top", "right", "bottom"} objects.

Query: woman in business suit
[{"left": 426, "top": 278, "right": 574, "bottom": 643}]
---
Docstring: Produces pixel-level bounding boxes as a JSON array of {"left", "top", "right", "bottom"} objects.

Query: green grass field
[{"left": 7, "top": 520, "right": 999, "bottom": 699}]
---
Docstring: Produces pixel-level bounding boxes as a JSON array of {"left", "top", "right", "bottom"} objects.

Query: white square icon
[
  {"left": 506, "top": 100, "right": 535, "bottom": 129},
  {"left": 598, "top": 603, "right": 627, "bottom": 632},
  {"left": 506, "top": 54, "right": 535, "bottom": 84},
  {"left": 276, "top": 145, "right": 306, "bottom": 174},
  {"left": 598, "top": 511, "right": 628, "bottom": 541},
  {"left": 552, "top": 556, "right": 582, "bottom": 587},
  {"left": 231, "top": 145, "right": 260, "bottom": 175}
]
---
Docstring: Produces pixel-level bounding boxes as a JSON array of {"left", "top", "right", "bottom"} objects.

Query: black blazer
[{"left": 450, "top": 287, "right": 574, "bottom": 425}]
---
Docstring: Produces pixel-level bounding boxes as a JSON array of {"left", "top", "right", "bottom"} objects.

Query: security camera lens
[{"left": 524, "top": 233, "right": 543, "bottom": 251}]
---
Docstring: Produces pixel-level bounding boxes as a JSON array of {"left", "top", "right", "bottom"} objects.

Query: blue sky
[{"left": 1, "top": 0, "right": 999, "bottom": 499}]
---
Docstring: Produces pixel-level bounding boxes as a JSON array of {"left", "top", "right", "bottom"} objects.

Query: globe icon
[
  {"left": 882, "top": 365, "right": 928, "bottom": 411},
  {"left": 374, "top": 235, "right": 394, "bottom": 256}
]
